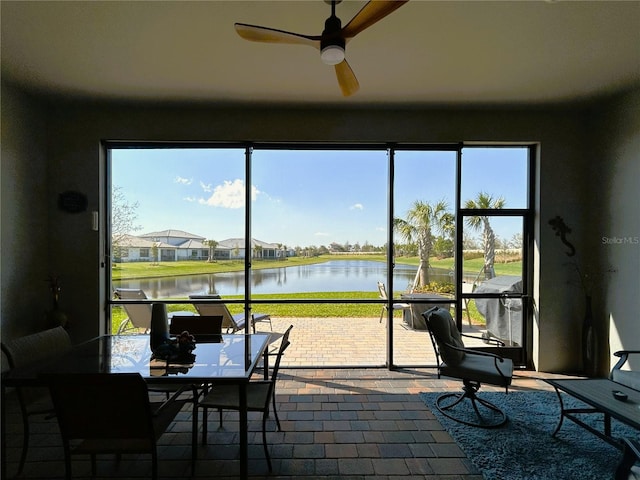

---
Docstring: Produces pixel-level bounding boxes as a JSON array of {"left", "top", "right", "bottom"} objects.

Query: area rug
[{"left": 420, "top": 390, "right": 639, "bottom": 480}]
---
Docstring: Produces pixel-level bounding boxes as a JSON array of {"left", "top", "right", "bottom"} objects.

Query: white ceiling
[{"left": 2, "top": 1, "right": 639, "bottom": 106}]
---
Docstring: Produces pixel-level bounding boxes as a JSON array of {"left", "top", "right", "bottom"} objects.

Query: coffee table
[{"left": 546, "top": 378, "right": 640, "bottom": 448}]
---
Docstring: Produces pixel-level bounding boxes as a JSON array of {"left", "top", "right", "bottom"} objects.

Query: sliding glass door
[{"left": 106, "top": 143, "right": 534, "bottom": 368}]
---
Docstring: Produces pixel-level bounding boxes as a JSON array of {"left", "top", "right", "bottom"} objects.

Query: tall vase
[
  {"left": 582, "top": 295, "right": 596, "bottom": 377},
  {"left": 150, "top": 303, "right": 169, "bottom": 351},
  {"left": 47, "top": 292, "right": 68, "bottom": 329}
]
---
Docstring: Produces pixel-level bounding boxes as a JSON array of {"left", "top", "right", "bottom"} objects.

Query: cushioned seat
[{"left": 441, "top": 352, "right": 513, "bottom": 388}]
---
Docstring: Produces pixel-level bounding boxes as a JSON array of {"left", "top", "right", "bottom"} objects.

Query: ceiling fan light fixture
[{"left": 321, "top": 44, "right": 345, "bottom": 65}]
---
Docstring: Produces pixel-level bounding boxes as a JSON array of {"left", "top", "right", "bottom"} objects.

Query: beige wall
[
  {"left": 589, "top": 91, "right": 640, "bottom": 372},
  {"left": 3, "top": 81, "right": 638, "bottom": 374},
  {"left": 1, "top": 84, "right": 50, "bottom": 339}
]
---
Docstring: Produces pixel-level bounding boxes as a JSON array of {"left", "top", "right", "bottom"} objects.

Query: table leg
[
  {"left": 551, "top": 386, "right": 565, "bottom": 436},
  {"left": 2, "top": 383, "right": 7, "bottom": 480},
  {"left": 263, "top": 350, "right": 269, "bottom": 381},
  {"left": 239, "top": 382, "right": 248, "bottom": 480}
]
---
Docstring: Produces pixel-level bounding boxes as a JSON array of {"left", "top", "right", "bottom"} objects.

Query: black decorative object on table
[
  {"left": 154, "top": 331, "right": 197, "bottom": 363},
  {"left": 152, "top": 330, "right": 197, "bottom": 364},
  {"left": 150, "top": 303, "right": 170, "bottom": 351},
  {"left": 612, "top": 390, "right": 628, "bottom": 402}
]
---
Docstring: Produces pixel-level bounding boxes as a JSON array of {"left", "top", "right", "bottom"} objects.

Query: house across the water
[{"left": 113, "top": 229, "right": 285, "bottom": 262}]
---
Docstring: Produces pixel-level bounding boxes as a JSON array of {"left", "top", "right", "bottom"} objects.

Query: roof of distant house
[
  {"left": 139, "top": 229, "right": 205, "bottom": 241},
  {"left": 116, "top": 234, "right": 171, "bottom": 248},
  {"left": 218, "top": 237, "right": 279, "bottom": 249},
  {"left": 180, "top": 239, "right": 206, "bottom": 249}
]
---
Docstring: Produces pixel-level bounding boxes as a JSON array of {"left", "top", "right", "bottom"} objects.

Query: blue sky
[{"left": 111, "top": 146, "right": 528, "bottom": 248}]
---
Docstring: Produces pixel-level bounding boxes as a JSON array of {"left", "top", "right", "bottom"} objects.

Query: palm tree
[
  {"left": 394, "top": 200, "right": 453, "bottom": 287},
  {"left": 205, "top": 239, "right": 218, "bottom": 263},
  {"left": 464, "top": 192, "right": 505, "bottom": 279}
]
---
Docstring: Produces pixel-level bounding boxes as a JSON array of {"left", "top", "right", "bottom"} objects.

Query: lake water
[{"left": 113, "top": 260, "right": 454, "bottom": 298}]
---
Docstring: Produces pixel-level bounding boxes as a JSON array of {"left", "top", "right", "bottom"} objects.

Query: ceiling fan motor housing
[{"left": 321, "top": 15, "right": 345, "bottom": 53}]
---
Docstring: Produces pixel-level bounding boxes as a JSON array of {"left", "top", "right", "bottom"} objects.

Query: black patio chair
[
  {"left": 422, "top": 306, "right": 513, "bottom": 428},
  {"left": 1, "top": 326, "right": 72, "bottom": 476}
]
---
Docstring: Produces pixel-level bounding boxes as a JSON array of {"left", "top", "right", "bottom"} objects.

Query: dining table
[{"left": 1, "top": 332, "right": 271, "bottom": 480}]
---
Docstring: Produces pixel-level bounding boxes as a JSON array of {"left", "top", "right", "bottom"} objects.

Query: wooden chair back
[{"left": 169, "top": 315, "right": 223, "bottom": 342}]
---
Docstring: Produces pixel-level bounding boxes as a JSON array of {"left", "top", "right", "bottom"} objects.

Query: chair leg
[
  {"left": 191, "top": 399, "right": 198, "bottom": 468},
  {"left": 151, "top": 447, "right": 158, "bottom": 480},
  {"left": 201, "top": 406, "right": 208, "bottom": 444},
  {"left": 91, "top": 453, "right": 97, "bottom": 476},
  {"left": 463, "top": 299, "right": 472, "bottom": 326},
  {"left": 261, "top": 413, "right": 272, "bottom": 472},
  {"left": 17, "top": 406, "right": 29, "bottom": 476},
  {"left": 62, "top": 443, "right": 72, "bottom": 480},
  {"left": 116, "top": 318, "right": 132, "bottom": 335},
  {"left": 218, "top": 408, "right": 223, "bottom": 427},
  {"left": 271, "top": 392, "right": 281, "bottom": 431},
  {"left": 435, "top": 381, "right": 508, "bottom": 429}
]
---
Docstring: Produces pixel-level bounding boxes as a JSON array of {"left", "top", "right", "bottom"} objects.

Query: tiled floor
[{"left": 3, "top": 367, "right": 558, "bottom": 479}]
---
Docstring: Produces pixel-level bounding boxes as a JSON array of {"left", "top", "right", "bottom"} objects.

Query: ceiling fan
[{"left": 234, "top": 0, "right": 409, "bottom": 97}]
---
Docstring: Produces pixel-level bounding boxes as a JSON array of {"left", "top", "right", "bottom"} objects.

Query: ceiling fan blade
[
  {"left": 342, "top": 0, "right": 409, "bottom": 39},
  {"left": 335, "top": 59, "right": 360, "bottom": 97},
  {"left": 235, "top": 23, "right": 320, "bottom": 48}
]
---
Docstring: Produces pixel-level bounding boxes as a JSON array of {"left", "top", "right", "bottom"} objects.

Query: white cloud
[
  {"left": 198, "top": 179, "right": 260, "bottom": 209},
  {"left": 175, "top": 176, "right": 192, "bottom": 185},
  {"left": 183, "top": 196, "right": 196, "bottom": 202},
  {"left": 350, "top": 203, "right": 364, "bottom": 210},
  {"left": 315, "top": 232, "right": 330, "bottom": 237}
]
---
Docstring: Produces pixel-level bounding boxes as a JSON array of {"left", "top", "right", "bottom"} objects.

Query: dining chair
[
  {"left": 377, "top": 282, "right": 410, "bottom": 323},
  {"left": 151, "top": 315, "right": 225, "bottom": 440},
  {"left": 1, "top": 326, "right": 72, "bottom": 476},
  {"left": 169, "top": 314, "right": 223, "bottom": 342},
  {"left": 197, "top": 324, "right": 293, "bottom": 472},
  {"left": 45, "top": 372, "right": 193, "bottom": 480}
]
